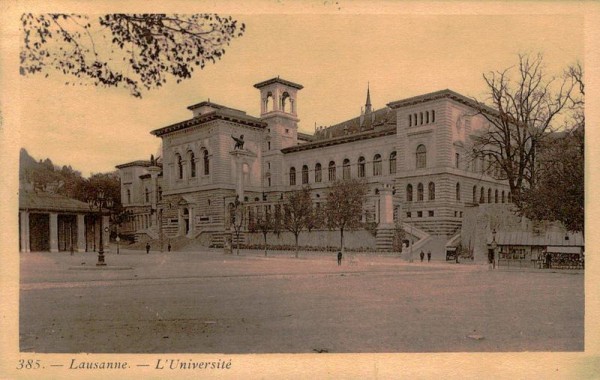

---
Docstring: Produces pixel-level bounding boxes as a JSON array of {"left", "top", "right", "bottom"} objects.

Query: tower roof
[
  {"left": 253, "top": 77, "right": 304, "bottom": 90},
  {"left": 365, "top": 83, "right": 372, "bottom": 114}
]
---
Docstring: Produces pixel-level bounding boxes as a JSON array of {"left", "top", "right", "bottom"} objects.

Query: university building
[{"left": 116, "top": 77, "right": 510, "bottom": 256}]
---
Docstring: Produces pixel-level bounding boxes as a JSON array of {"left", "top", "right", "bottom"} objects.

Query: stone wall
[{"left": 245, "top": 228, "right": 377, "bottom": 251}]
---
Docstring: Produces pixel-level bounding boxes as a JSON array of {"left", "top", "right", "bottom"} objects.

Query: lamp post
[{"left": 88, "top": 189, "right": 113, "bottom": 266}]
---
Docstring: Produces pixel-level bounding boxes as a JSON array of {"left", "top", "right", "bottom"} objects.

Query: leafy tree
[
  {"left": 325, "top": 179, "right": 368, "bottom": 254},
  {"left": 283, "top": 187, "right": 313, "bottom": 258},
  {"left": 21, "top": 13, "right": 245, "bottom": 97},
  {"left": 520, "top": 125, "right": 584, "bottom": 234},
  {"left": 471, "top": 53, "right": 577, "bottom": 205},
  {"left": 508, "top": 62, "right": 584, "bottom": 235}
]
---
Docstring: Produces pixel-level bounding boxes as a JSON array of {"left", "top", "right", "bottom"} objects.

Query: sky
[{"left": 16, "top": 9, "right": 584, "bottom": 177}]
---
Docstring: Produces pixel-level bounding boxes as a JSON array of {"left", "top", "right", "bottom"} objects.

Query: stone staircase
[{"left": 375, "top": 228, "right": 395, "bottom": 251}]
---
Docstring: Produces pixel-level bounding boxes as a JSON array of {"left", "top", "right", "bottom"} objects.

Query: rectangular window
[
  {"left": 406, "top": 212, "right": 411, "bottom": 218},
  {"left": 455, "top": 153, "right": 460, "bottom": 169},
  {"left": 417, "top": 211, "right": 423, "bottom": 218},
  {"left": 428, "top": 210, "right": 434, "bottom": 217}
]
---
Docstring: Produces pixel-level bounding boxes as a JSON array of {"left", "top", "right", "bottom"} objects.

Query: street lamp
[{"left": 88, "top": 189, "right": 113, "bottom": 266}]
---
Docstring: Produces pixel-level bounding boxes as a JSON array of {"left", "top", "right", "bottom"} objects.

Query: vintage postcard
[{"left": 1, "top": 1, "right": 599, "bottom": 378}]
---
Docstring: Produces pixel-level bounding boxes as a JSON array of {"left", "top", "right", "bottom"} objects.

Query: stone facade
[{"left": 117, "top": 78, "right": 511, "bottom": 251}]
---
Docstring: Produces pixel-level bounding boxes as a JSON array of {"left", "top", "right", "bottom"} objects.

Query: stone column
[
  {"left": 148, "top": 165, "right": 161, "bottom": 227},
  {"left": 375, "top": 184, "right": 395, "bottom": 251},
  {"left": 188, "top": 207, "right": 194, "bottom": 237},
  {"left": 236, "top": 156, "right": 244, "bottom": 200},
  {"left": 20, "top": 211, "right": 30, "bottom": 253},
  {"left": 76, "top": 214, "right": 86, "bottom": 252},
  {"left": 379, "top": 184, "right": 394, "bottom": 226},
  {"left": 102, "top": 215, "right": 110, "bottom": 253},
  {"left": 49, "top": 213, "right": 59, "bottom": 253}
]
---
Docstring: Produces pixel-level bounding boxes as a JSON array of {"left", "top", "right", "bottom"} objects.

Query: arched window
[
  {"left": 426, "top": 111, "right": 430, "bottom": 123},
  {"left": 406, "top": 184, "right": 413, "bottom": 202},
  {"left": 145, "top": 188, "right": 150, "bottom": 203},
  {"left": 428, "top": 182, "right": 435, "bottom": 200},
  {"left": 289, "top": 167, "right": 296, "bottom": 186},
  {"left": 373, "top": 154, "right": 382, "bottom": 176},
  {"left": 488, "top": 188, "right": 492, "bottom": 203},
  {"left": 416, "top": 145, "right": 427, "bottom": 168},
  {"left": 158, "top": 186, "right": 162, "bottom": 201},
  {"left": 176, "top": 154, "right": 183, "bottom": 179},
  {"left": 502, "top": 190, "right": 505, "bottom": 203},
  {"left": 343, "top": 159, "right": 351, "bottom": 179},
  {"left": 265, "top": 92, "right": 274, "bottom": 112},
  {"left": 432, "top": 110, "right": 435, "bottom": 123},
  {"left": 420, "top": 112, "right": 423, "bottom": 125},
  {"left": 328, "top": 161, "right": 336, "bottom": 181},
  {"left": 473, "top": 186, "right": 477, "bottom": 203},
  {"left": 417, "top": 183, "right": 424, "bottom": 201},
  {"left": 315, "top": 163, "right": 322, "bottom": 183},
  {"left": 408, "top": 114, "right": 412, "bottom": 127},
  {"left": 203, "top": 150, "right": 210, "bottom": 175},
  {"left": 358, "top": 156, "right": 366, "bottom": 177},
  {"left": 495, "top": 189, "right": 499, "bottom": 203},
  {"left": 126, "top": 189, "right": 131, "bottom": 204},
  {"left": 189, "top": 151, "right": 196, "bottom": 177},
  {"left": 456, "top": 183, "right": 461, "bottom": 201},
  {"left": 281, "top": 92, "right": 291, "bottom": 112},
  {"left": 480, "top": 187, "right": 485, "bottom": 203},
  {"left": 302, "top": 165, "right": 309, "bottom": 184},
  {"left": 508, "top": 192, "right": 512, "bottom": 203},
  {"left": 389, "top": 151, "right": 397, "bottom": 174}
]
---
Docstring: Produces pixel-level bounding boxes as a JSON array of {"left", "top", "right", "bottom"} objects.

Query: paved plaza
[{"left": 20, "top": 249, "right": 584, "bottom": 353}]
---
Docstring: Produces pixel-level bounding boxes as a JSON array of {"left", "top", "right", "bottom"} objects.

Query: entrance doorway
[
  {"left": 58, "top": 214, "right": 77, "bottom": 252},
  {"left": 29, "top": 213, "right": 50, "bottom": 251}
]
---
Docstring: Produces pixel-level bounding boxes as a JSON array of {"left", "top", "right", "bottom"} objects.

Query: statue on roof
[
  {"left": 150, "top": 154, "right": 155, "bottom": 166},
  {"left": 232, "top": 134, "right": 245, "bottom": 150}
]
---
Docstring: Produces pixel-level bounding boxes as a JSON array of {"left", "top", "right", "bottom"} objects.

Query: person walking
[
  {"left": 168, "top": 242, "right": 172, "bottom": 252},
  {"left": 427, "top": 250, "right": 431, "bottom": 262},
  {"left": 420, "top": 250, "right": 425, "bottom": 262},
  {"left": 337, "top": 251, "right": 343, "bottom": 266},
  {"left": 146, "top": 242, "right": 150, "bottom": 254}
]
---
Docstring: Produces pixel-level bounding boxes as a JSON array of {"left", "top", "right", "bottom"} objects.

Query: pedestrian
[
  {"left": 146, "top": 242, "right": 150, "bottom": 254},
  {"left": 420, "top": 250, "right": 424, "bottom": 262},
  {"left": 545, "top": 252, "right": 552, "bottom": 269},
  {"left": 337, "top": 251, "right": 342, "bottom": 266},
  {"left": 168, "top": 242, "right": 172, "bottom": 252},
  {"left": 427, "top": 250, "right": 431, "bottom": 262}
]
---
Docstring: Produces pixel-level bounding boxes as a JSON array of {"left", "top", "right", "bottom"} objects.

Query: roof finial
[{"left": 365, "top": 82, "right": 372, "bottom": 114}]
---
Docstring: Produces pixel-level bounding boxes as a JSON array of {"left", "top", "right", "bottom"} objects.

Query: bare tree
[
  {"left": 254, "top": 207, "right": 274, "bottom": 257},
  {"left": 325, "top": 179, "right": 368, "bottom": 254},
  {"left": 283, "top": 187, "right": 313, "bottom": 258},
  {"left": 20, "top": 14, "right": 245, "bottom": 97},
  {"left": 471, "top": 53, "right": 577, "bottom": 204}
]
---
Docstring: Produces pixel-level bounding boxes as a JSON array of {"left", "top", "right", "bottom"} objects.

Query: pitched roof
[
  {"left": 115, "top": 160, "right": 152, "bottom": 169},
  {"left": 151, "top": 108, "right": 267, "bottom": 137},
  {"left": 387, "top": 89, "right": 497, "bottom": 115},
  {"left": 282, "top": 124, "right": 396, "bottom": 153},
  {"left": 491, "top": 231, "right": 584, "bottom": 247},
  {"left": 313, "top": 107, "right": 396, "bottom": 141},
  {"left": 19, "top": 191, "right": 90, "bottom": 213},
  {"left": 253, "top": 77, "right": 304, "bottom": 90},
  {"left": 186, "top": 100, "right": 245, "bottom": 113}
]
